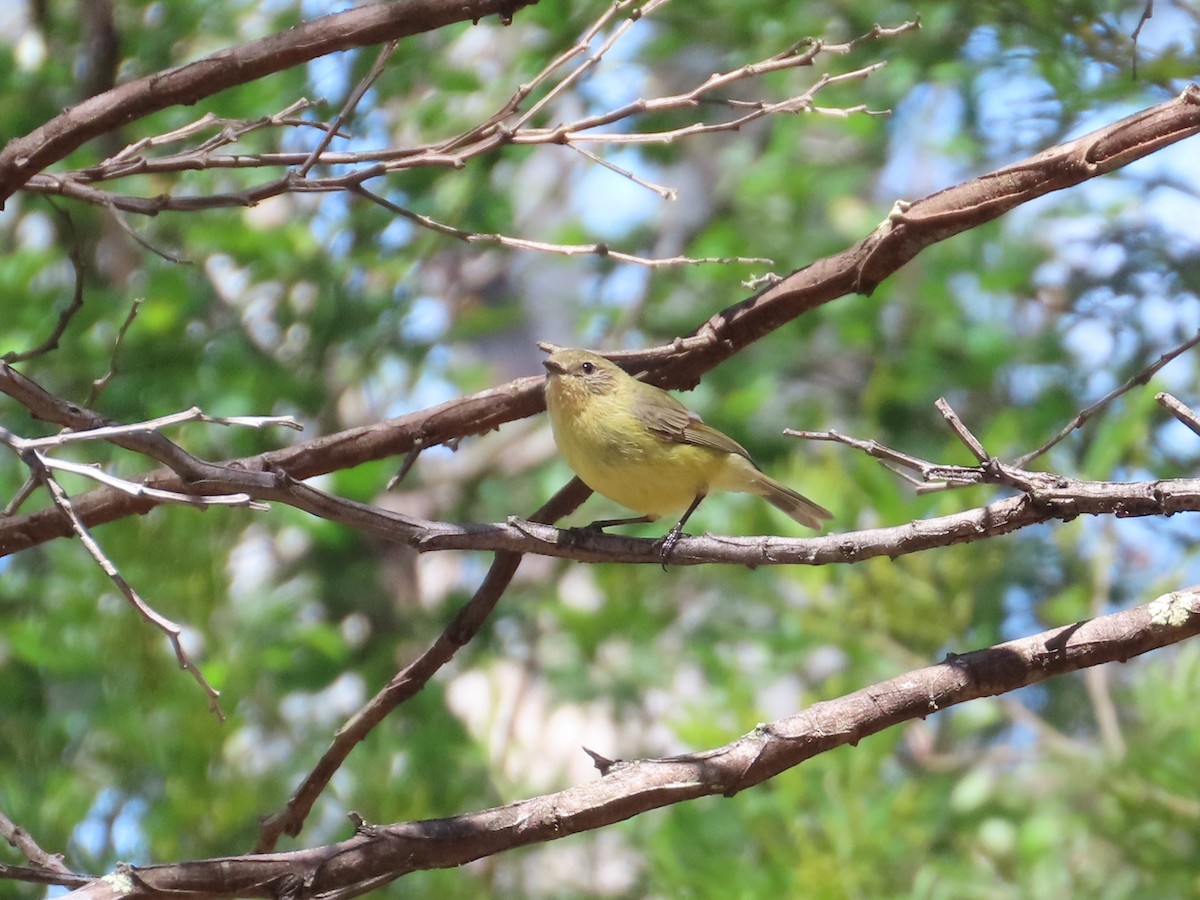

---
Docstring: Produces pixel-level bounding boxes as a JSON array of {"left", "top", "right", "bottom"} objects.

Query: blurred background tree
[{"left": 1, "top": 0, "right": 1199, "bottom": 896}]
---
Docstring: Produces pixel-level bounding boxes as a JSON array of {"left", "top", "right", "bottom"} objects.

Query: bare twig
[
  {"left": 935, "top": 397, "right": 990, "bottom": 463},
  {"left": 17, "top": 11, "right": 915, "bottom": 267},
  {"left": 386, "top": 436, "right": 425, "bottom": 489},
  {"left": 350, "top": 183, "right": 771, "bottom": 268},
  {"left": 433, "top": 1, "right": 632, "bottom": 154},
  {"left": 0, "top": 398, "right": 296, "bottom": 516},
  {"left": 86, "top": 297, "right": 142, "bottom": 406},
  {"left": 104, "top": 204, "right": 191, "bottom": 264},
  {"left": 1157, "top": 391, "right": 1200, "bottom": 438},
  {"left": 568, "top": 143, "right": 676, "bottom": 200},
  {"left": 20, "top": 407, "right": 301, "bottom": 449},
  {"left": 1014, "top": 328, "right": 1200, "bottom": 468},
  {"left": 0, "top": 0, "right": 540, "bottom": 201},
  {"left": 38, "top": 456, "right": 267, "bottom": 509},
  {"left": 0, "top": 402, "right": 303, "bottom": 713},
  {"left": 0, "top": 808, "right": 73, "bottom": 875},
  {"left": 2, "top": 202, "right": 86, "bottom": 364},
  {"left": 5, "top": 298, "right": 144, "bottom": 517},
  {"left": 102, "top": 100, "right": 322, "bottom": 166},
  {"left": 1, "top": 476, "right": 37, "bottom": 518},
  {"left": 517, "top": 62, "right": 891, "bottom": 147},
  {"left": 786, "top": 428, "right": 942, "bottom": 478},
  {"left": 508, "top": 0, "right": 668, "bottom": 132},
  {"left": 6, "top": 442, "right": 224, "bottom": 719},
  {"left": 298, "top": 41, "right": 398, "bottom": 177},
  {"left": 1130, "top": 0, "right": 1153, "bottom": 80}
]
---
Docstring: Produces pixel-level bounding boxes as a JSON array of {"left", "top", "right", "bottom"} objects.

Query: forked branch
[{"left": 43, "top": 586, "right": 1200, "bottom": 898}]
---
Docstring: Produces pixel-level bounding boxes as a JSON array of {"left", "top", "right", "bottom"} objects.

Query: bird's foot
[{"left": 653, "top": 525, "right": 686, "bottom": 570}]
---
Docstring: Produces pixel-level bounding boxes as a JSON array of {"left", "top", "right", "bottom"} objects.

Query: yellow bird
[{"left": 542, "top": 348, "right": 831, "bottom": 558}]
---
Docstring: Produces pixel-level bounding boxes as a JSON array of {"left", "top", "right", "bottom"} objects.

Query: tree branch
[
  {"left": 16, "top": 12, "right": 915, "bottom": 268},
  {"left": 253, "top": 477, "right": 593, "bottom": 852},
  {"left": 0, "top": 808, "right": 74, "bottom": 877},
  {"left": 0, "top": 0, "right": 537, "bottom": 202},
  {"left": 2, "top": 86, "right": 1198, "bottom": 556},
  {"left": 48, "top": 586, "right": 1200, "bottom": 898}
]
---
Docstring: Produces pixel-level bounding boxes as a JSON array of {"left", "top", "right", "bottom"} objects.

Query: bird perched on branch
[{"left": 542, "top": 347, "right": 831, "bottom": 561}]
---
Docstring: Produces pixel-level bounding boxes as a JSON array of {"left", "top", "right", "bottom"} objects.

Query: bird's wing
[{"left": 633, "top": 383, "right": 755, "bottom": 462}]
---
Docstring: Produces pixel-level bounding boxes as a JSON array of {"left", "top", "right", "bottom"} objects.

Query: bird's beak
[{"left": 542, "top": 358, "right": 567, "bottom": 376}]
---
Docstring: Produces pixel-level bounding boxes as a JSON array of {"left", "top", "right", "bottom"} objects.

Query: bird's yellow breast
[{"left": 546, "top": 380, "right": 730, "bottom": 518}]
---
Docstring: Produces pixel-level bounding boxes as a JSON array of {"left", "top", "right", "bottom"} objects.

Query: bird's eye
[{"left": 581, "top": 361, "right": 595, "bottom": 375}]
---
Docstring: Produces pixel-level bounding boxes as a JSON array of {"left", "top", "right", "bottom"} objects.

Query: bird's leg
[
  {"left": 656, "top": 494, "right": 705, "bottom": 567},
  {"left": 562, "top": 514, "right": 657, "bottom": 547},
  {"left": 586, "top": 515, "right": 657, "bottom": 530}
]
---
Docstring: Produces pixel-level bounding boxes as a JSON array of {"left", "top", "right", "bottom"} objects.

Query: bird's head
[{"left": 542, "top": 348, "right": 626, "bottom": 400}]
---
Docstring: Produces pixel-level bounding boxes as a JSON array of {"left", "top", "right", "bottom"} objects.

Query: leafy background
[{"left": 2, "top": 0, "right": 1200, "bottom": 896}]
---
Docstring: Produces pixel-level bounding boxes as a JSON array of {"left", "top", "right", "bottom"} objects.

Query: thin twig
[
  {"left": 105, "top": 204, "right": 191, "bottom": 264},
  {"left": 568, "top": 143, "right": 676, "bottom": 200},
  {"left": 519, "top": 62, "right": 891, "bottom": 146},
  {"left": 934, "top": 397, "right": 990, "bottom": 463},
  {"left": 298, "top": 41, "right": 398, "bottom": 177},
  {"left": 1130, "top": 0, "right": 1153, "bottom": 81},
  {"left": 22, "top": 408, "right": 301, "bottom": 449},
  {"left": 0, "top": 808, "right": 73, "bottom": 875},
  {"left": 786, "top": 428, "right": 938, "bottom": 475},
  {"left": 20, "top": 13, "right": 916, "bottom": 270},
  {"left": 5, "top": 300, "right": 146, "bottom": 518},
  {"left": 8, "top": 298, "right": 145, "bottom": 518},
  {"left": 510, "top": 0, "right": 670, "bottom": 132},
  {"left": 2, "top": 477, "right": 38, "bottom": 517},
  {"left": 434, "top": 0, "right": 638, "bottom": 154},
  {"left": 1015, "top": 328, "right": 1200, "bottom": 468},
  {"left": 350, "top": 184, "right": 771, "bottom": 268},
  {"left": 86, "top": 297, "right": 142, "bottom": 406},
  {"left": 100, "top": 100, "right": 324, "bottom": 167},
  {"left": 386, "top": 436, "right": 425, "bottom": 490},
  {"left": 1157, "top": 391, "right": 1200, "bottom": 438},
  {"left": 39, "top": 456, "right": 267, "bottom": 509},
  {"left": 17, "top": 448, "right": 224, "bottom": 719},
  {"left": 2, "top": 202, "right": 85, "bottom": 364}
]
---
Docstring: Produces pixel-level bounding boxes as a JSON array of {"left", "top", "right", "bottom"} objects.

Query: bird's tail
[{"left": 750, "top": 474, "right": 832, "bottom": 530}]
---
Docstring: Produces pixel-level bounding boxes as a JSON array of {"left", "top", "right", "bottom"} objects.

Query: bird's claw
[{"left": 654, "top": 526, "right": 686, "bottom": 570}]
